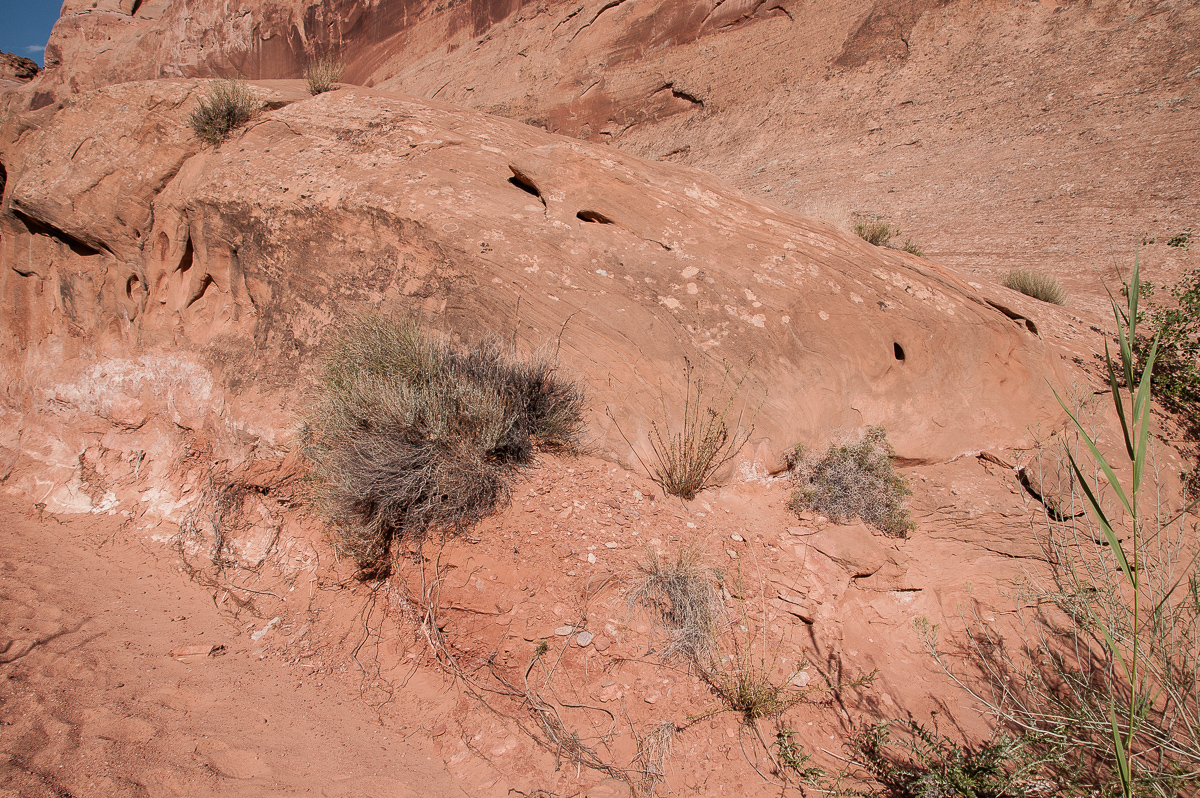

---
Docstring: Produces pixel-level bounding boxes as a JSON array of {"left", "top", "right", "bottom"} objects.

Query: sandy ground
[{"left": 0, "top": 495, "right": 470, "bottom": 798}]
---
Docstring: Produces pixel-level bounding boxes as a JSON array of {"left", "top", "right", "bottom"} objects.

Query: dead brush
[
  {"left": 299, "top": 316, "right": 585, "bottom": 576},
  {"left": 188, "top": 78, "right": 258, "bottom": 144}
]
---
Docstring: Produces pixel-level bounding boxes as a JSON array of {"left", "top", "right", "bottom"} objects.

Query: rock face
[
  {"left": 1, "top": 75, "right": 1067, "bottom": 519},
  {"left": 19, "top": 0, "right": 1196, "bottom": 301},
  {"left": 0, "top": 53, "right": 39, "bottom": 85}
]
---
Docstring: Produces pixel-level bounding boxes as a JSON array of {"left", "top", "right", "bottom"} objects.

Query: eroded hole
[
  {"left": 577, "top": 210, "right": 614, "bottom": 224},
  {"left": 893, "top": 342, "right": 905, "bottom": 361},
  {"left": 507, "top": 167, "right": 542, "bottom": 201},
  {"left": 126, "top": 274, "right": 140, "bottom": 299},
  {"left": 0, "top": 159, "right": 6, "bottom": 202},
  {"left": 178, "top": 237, "right": 194, "bottom": 275}
]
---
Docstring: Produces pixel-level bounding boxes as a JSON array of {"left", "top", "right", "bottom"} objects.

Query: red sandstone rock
[{"left": 0, "top": 53, "right": 39, "bottom": 85}]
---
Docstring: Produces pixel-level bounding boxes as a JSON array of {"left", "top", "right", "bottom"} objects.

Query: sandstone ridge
[{"left": 1, "top": 77, "right": 1065, "bottom": 521}]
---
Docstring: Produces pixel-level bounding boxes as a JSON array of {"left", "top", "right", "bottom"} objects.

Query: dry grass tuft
[
  {"left": 305, "top": 55, "right": 345, "bottom": 95},
  {"left": 300, "top": 317, "right": 585, "bottom": 574},
  {"left": 627, "top": 548, "right": 721, "bottom": 662},
  {"left": 1002, "top": 269, "right": 1067, "bottom": 305},
  {"left": 789, "top": 426, "right": 914, "bottom": 538},
  {"left": 189, "top": 79, "right": 258, "bottom": 145},
  {"left": 853, "top": 218, "right": 898, "bottom": 247}
]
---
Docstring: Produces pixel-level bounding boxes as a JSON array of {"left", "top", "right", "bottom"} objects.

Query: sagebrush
[
  {"left": 1002, "top": 269, "right": 1067, "bottom": 305},
  {"left": 789, "top": 426, "right": 914, "bottom": 537},
  {"left": 300, "top": 317, "right": 585, "bottom": 574},
  {"left": 189, "top": 79, "right": 257, "bottom": 144}
]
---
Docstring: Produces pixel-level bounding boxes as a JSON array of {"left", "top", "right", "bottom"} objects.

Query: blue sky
[{"left": 0, "top": 0, "right": 64, "bottom": 67}]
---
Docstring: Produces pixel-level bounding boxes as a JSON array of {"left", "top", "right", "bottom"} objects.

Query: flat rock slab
[{"left": 808, "top": 523, "right": 889, "bottom": 578}]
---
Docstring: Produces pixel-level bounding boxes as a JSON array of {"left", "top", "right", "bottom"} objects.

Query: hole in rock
[
  {"left": 126, "top": 274, "right": 140, "bottom": 299},
  {"left": 893, "top": 342, "right": 905, "bottom": 361},
  {"left": 129, "top": 0, "right": 143, "bottom": 14},
  {"left": 178, "top": 236, "right": 194, "bottom": 275},
  {"left": 577, "top": 210, "right": 614, "bottom": 224},
  {"left": 0, "top": 160, "right": 6, "bottom": 201},
  {"left": 507, "top": 168, "right": 542, "bottom": 201}
]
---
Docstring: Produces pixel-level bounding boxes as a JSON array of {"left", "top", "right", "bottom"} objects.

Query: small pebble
[
  {"left": 555, "top": 626, "right": 574, "bottom": 636},
  {"left": 576, "top": 631, "right": 594, "bottom": 647},
  {"left": 730, "top": 533, "right": 744, "bottom": 542}
]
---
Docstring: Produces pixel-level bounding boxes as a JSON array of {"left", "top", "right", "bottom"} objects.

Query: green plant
[
  {"left": 776, "top": 727, "right": 825, "bottom": 782},
  {"left": 188, "top": 79, "right": 258, "bottom": 144},
  {"left": 305, "top": 55, "right": 345, "bottom": 95},
  {"left": 925, "top": 258, "right": 1200, "bottom": 797},
  {"left": 1166, "top": 229, "right": 1192, "bottom": 250},
  {"left": 850, "top": 720, "right": 1046, "bottom": 798},
  {"left": 789, "top": 427, "right": 914, "bottom": 538},
  {"left": 1135, "top": 267, "right": 1200, "bottom": 430},
  {"left": 901, "top": 239, "right": 924, "bottom": 258},
  {"left": 642, "top": 358, "right": 753, "bottom": 501},
  {"left": 299, "top": 317, "right": 585, "bottom": 574},
  {"left": 535, "top": 639, "right": 549, "bottom": 656},
  {"left": 1001, "top": 269, "right": 1067, "bottom": 306},
  {"left": 855, "top": 218, "right": 898, "bottom": 247}
]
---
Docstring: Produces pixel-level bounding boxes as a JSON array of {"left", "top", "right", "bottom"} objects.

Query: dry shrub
[
  {"left": 644, "top": 358, "right": 753, "bottom": 501},
  {"left": 189, "top": 79, "right": 257, "bottom": 145},
  {"left": 628, "top": 551, "right": 833, "bottom": 725},
  {"left": 1002, "top": 269, "right": 1067, "bottom": 305},
  {"left": 300, "top": 317, "right": 585, "bottom": 574},
  {"left": 789, "top": 426, "right": 914, "bottom": 538},
  {"left": 305, "top": 55, "right": 345, "bottom": 95}
]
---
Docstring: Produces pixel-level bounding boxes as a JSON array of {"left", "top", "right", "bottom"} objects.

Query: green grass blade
[
  {"left": 1054, "top": 384, "right": 1134, "bottom": 518},
  {"left": 1132, "top": 336, "right": 1159, "bottom": 492},
  {"left": 1110, "top": 703, "right": 1133, "bottom": 797},
  {"left": 1105, "top": 341, "right": 1135, "bottom": 462},
  {"left": 1066, "top": 449, "right": 1133, "bottom": 585}
]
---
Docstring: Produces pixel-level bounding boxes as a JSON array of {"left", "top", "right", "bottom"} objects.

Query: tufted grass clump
[
  {"left": 188, "top": 79, "right": 258, "bottom": 145},
  {"left": 299, "top": 317, "right": 585, "bottom": 575},
  {"left": 305, "top": 55, "right": 345, "bottom": 95},
  {"left": 854, "top": 218, "right": 898, "bottom": 247},
  {"left": 789, "top": 427, "right": 914, "bottom": 538},
  {"left": 1002, "top": 269, "right": 1067, "bottom": 305},
  {"left": 627, "top": 548, "right": 720, "bottom": 662}
]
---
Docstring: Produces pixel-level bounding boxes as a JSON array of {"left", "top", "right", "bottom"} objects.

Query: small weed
[
  {"left": 1167, "top": 228, "right": 1192, "bottom": 249},
  {"left": 789, "top": 427, "right": 914, "bottom": 538},
  {"left": 300, "top": 317, "right": 585, "bottom": 574},
  {"left": 639, "top": 358, "right": 753, "bottom": 501},
  {"left": 855, "top": 218, "right": 898, "bottom": 247},
  {"left": 900, "top": 239, "right": 924, "bottom": 257},
  {"left": 305, "top": 55, "right": 345, "bottom": 95},
  {"left": 851, "top": 720, "right": 1047, "bottom": 798},
  {"left": 776, "top": 727, "right": 825, "bottom": 782},
  {"left": 189, "top": 79, "right": 258, "bottom": 145},
  {"left": 1001, "top": 269, "right": 1067, "bottom": 305},
  {"left": 535, "top": 639, "right": 549, "bottom": 656}
]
